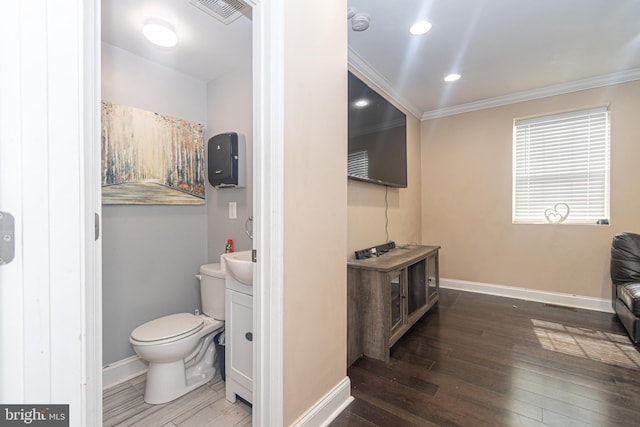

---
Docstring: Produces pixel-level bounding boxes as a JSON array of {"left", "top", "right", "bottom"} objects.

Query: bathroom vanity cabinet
[
  {"left": 225, "top": 287, "right": 253, "bottom": 404},
  {"left": 347, "top": 245, "right": 440, "bottom": 366}
]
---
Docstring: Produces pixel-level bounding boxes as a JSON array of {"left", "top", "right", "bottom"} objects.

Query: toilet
[{"left": 130, "top": 263, "right": 225, "bottom": 404}]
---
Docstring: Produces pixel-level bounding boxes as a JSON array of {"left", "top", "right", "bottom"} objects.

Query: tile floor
[{"left": 103, "top": 373, "right": 251, "bottom": 427}]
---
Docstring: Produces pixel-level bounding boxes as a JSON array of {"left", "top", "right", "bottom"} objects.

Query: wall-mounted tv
[{"left": 348, "top": 71, "right": 407, "bottom": 188}]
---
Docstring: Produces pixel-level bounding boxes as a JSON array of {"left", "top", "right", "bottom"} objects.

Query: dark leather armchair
[{"left": 611, "top": 232, "right": 640, "bottom": 343}]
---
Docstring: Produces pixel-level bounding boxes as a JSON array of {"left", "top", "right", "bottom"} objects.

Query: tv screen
[{"left": 348, "top": 72, "right": 407, "bottom": 188}]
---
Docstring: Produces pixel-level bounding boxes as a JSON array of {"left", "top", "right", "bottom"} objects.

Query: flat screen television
[{"left": 348, "top": 71, "right": 407, "bottom": 188}]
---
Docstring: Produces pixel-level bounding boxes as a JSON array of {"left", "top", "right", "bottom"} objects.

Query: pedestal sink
[{"left": 222, "top": 250, "right": 253, "bottom": 286}]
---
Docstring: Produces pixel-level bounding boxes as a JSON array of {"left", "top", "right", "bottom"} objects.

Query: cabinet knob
[{"left": 245, "top": 332, "right": 253, "bottom": 342}]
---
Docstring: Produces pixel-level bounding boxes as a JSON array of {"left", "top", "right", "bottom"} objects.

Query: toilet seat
[{"left": 131, "top": 313, "right": 204, "bottom": 343}]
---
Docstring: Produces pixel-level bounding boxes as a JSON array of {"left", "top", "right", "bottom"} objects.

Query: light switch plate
[{"left": 229, "top": 202, "right": 237, "bottom": 219}]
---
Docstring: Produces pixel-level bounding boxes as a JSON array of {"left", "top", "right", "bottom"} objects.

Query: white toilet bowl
[
  {"left": 130, "top": 313, "right": 223, "bottom": 404},
  {"left": 130, "top": 263, "right": 226, "bottom": 404}
]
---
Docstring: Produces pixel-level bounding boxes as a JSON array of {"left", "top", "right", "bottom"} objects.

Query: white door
[
  {"left": 0, "top": 2, "right": 102, "bottom": 425},
  {"left": 0, "top": 3, "right": 26, "bottom": 400}
]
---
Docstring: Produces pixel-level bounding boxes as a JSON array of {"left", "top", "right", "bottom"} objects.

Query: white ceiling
[
  {"left": 101, "top": 0, "right": 252, "bottom": 83},
  {"left": 349, "top": 0, "right": 640, "bottom": 118},
  {"left": 102, "top": 0, "right": 640, "bottom": 119}
]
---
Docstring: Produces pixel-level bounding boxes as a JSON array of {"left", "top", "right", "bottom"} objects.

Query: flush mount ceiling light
[
  {"left": 143, "top": 18, "right": 178, "bottom": 47},
  {"left": 409, "top": 20, "right": 432, "bottom": 35},
  {"left": 351, "top": 13, "right": 370, "bottom": 32},
  {"left": 444, "top": 73, "right": 461, "bottom": 82}
]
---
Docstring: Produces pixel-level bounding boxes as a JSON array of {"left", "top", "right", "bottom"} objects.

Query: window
[{"left": 513, "top": 106, "right": 610, "bottom": 225}]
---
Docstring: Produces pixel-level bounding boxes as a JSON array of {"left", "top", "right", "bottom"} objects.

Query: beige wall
[
  {"left": 282, "top": 1, "right": 348, "bottom": 424},
  {"left": 421, "top": 80, "right": 640, "bottom": 300},
  {"left": 347, "top": 70, "right": 423, "bottom": 258}
]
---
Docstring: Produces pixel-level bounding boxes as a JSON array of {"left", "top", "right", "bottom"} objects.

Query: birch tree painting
[{"left": 101, "top": 101, "right": 205, "bottom": 204}]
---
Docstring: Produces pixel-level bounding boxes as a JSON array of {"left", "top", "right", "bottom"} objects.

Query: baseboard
[
  {"left": 293, "top": 376, "right": 354, "bottom": 427},
  {"left": 440, "top": 278, "right": 614, "bottom": 313},
  {"left": 102, "top": 355, "right": 148, "bottom": 390}
]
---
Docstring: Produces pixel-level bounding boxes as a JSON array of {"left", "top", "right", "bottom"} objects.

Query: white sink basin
[{"left": 222, "top": 250, "right": 253, "bottom": 285}]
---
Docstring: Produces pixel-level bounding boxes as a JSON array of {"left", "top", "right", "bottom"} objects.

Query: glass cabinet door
[
  {"left": 389, "top": 271, "right": 402, "bottom": 332},
  {"left": 407, "top": 259, "right": 427, "bottom": 317},
  {"left": 427, "top": 253, "right": 439, "bottom": 301}
]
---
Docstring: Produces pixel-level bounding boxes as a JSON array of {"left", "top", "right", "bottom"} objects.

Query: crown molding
[
  {"left": 348, "top": 46, "right": 640, "bottom": 122},
  {"left": 348, "top": 47, "right": 640, "bottom": 120},
  {"left": 348, "top": 47, "right": 422, "bottom": 120},
  {"left": 421, "top": 68, "right": 640, "bottom": 120}
]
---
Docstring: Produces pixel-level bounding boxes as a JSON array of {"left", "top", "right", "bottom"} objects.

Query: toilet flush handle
[{"left": 195, "top": 274, "right": 202, "bottom": 281}]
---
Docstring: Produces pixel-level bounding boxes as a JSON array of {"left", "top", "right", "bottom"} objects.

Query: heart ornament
[{"left": 544, "top": 203, "right": 570, "bottom": 224}]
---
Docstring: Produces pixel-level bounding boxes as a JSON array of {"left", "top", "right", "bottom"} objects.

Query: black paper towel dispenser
[{"left": 207, "top": 132, "right": 246, "bottom": 188}]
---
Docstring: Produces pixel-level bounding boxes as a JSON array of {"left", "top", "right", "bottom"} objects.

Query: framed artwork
[{"left": 101, "top": 101, "right": 205, "bottom": 205}]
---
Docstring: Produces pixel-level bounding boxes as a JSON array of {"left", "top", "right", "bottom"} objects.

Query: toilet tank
[{"left": 199, "top": 263, "right": 226, "bottom": 320}]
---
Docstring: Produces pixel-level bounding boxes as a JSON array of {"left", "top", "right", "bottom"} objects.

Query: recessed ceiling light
[
  {"left": 353, "top": 98, "right": 370, "bottom": 108},
  {"left": 409, "top": 21, "right": 432, "bottom": 35},
  {"left": 444, "top": 73, "right": 461, "bottom": 82},
  {"left": 143, "top": 18, "right": 177, "bottom": 47}
]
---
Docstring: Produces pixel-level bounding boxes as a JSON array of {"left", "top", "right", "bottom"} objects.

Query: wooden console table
[{"left": 347, "top": 244, "right": 440, "bottom": 366}]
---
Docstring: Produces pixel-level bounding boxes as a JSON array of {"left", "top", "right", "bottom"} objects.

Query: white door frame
[{"left": 250, "top": 1, "right": 285, "bottom": 425}]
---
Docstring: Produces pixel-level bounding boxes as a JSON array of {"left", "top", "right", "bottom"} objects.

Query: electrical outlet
[{"left": 229, "top": 202, "right": 237, "bottom": 219}]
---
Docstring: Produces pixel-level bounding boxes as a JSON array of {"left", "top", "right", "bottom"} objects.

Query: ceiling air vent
[{"left": 189, "top": 0, "right": 247, "bottom": 25}]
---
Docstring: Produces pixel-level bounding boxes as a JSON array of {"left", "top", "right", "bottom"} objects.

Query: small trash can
[{"left": 214, "top": 331, "right": 226, "bottom": 381}]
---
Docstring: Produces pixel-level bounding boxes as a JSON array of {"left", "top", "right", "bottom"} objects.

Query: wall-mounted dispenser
[{"left": 207, "top": 132, "right": 246, "bottom": 189}]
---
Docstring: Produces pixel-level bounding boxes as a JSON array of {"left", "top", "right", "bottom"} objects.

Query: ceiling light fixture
[
  {"left": 143, "top": 18, "right": 178, "bottom": 47},
  {"left": 409, "top": 20, "right": 432, "bottom": 35},
  {"left": 444, "top": 73, "right": 461, "bottom": 82},
  {"left": 351, "top": 14, "right": 370, "bottom": 32}
]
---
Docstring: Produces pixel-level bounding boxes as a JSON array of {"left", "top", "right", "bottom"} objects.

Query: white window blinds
[{"left": 513, "top": 106, "right": 610, "bottom": 224}]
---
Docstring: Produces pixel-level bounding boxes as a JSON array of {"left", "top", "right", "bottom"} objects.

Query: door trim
[{"left": 250, "top": 0, "right": 285, "bottom": 425}]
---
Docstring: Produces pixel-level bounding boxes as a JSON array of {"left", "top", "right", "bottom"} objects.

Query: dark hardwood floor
[{"left": 331, "top": 289, "right": 640, "bottom": 427}]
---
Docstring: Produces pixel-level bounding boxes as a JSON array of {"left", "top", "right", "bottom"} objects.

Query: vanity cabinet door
[{"left": 226, "top": 289, "right": 253, "bottom": 399}]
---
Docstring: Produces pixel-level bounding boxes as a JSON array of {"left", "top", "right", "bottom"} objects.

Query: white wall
[
  {"left": 101, "top": 43, "right": 209, "bottom": 364},
  {"left": 101, "top": 44, "right": 207, "bottom": 123},
  {"left": 206, "top": 64, "right": 254, "bottom": 259}
]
